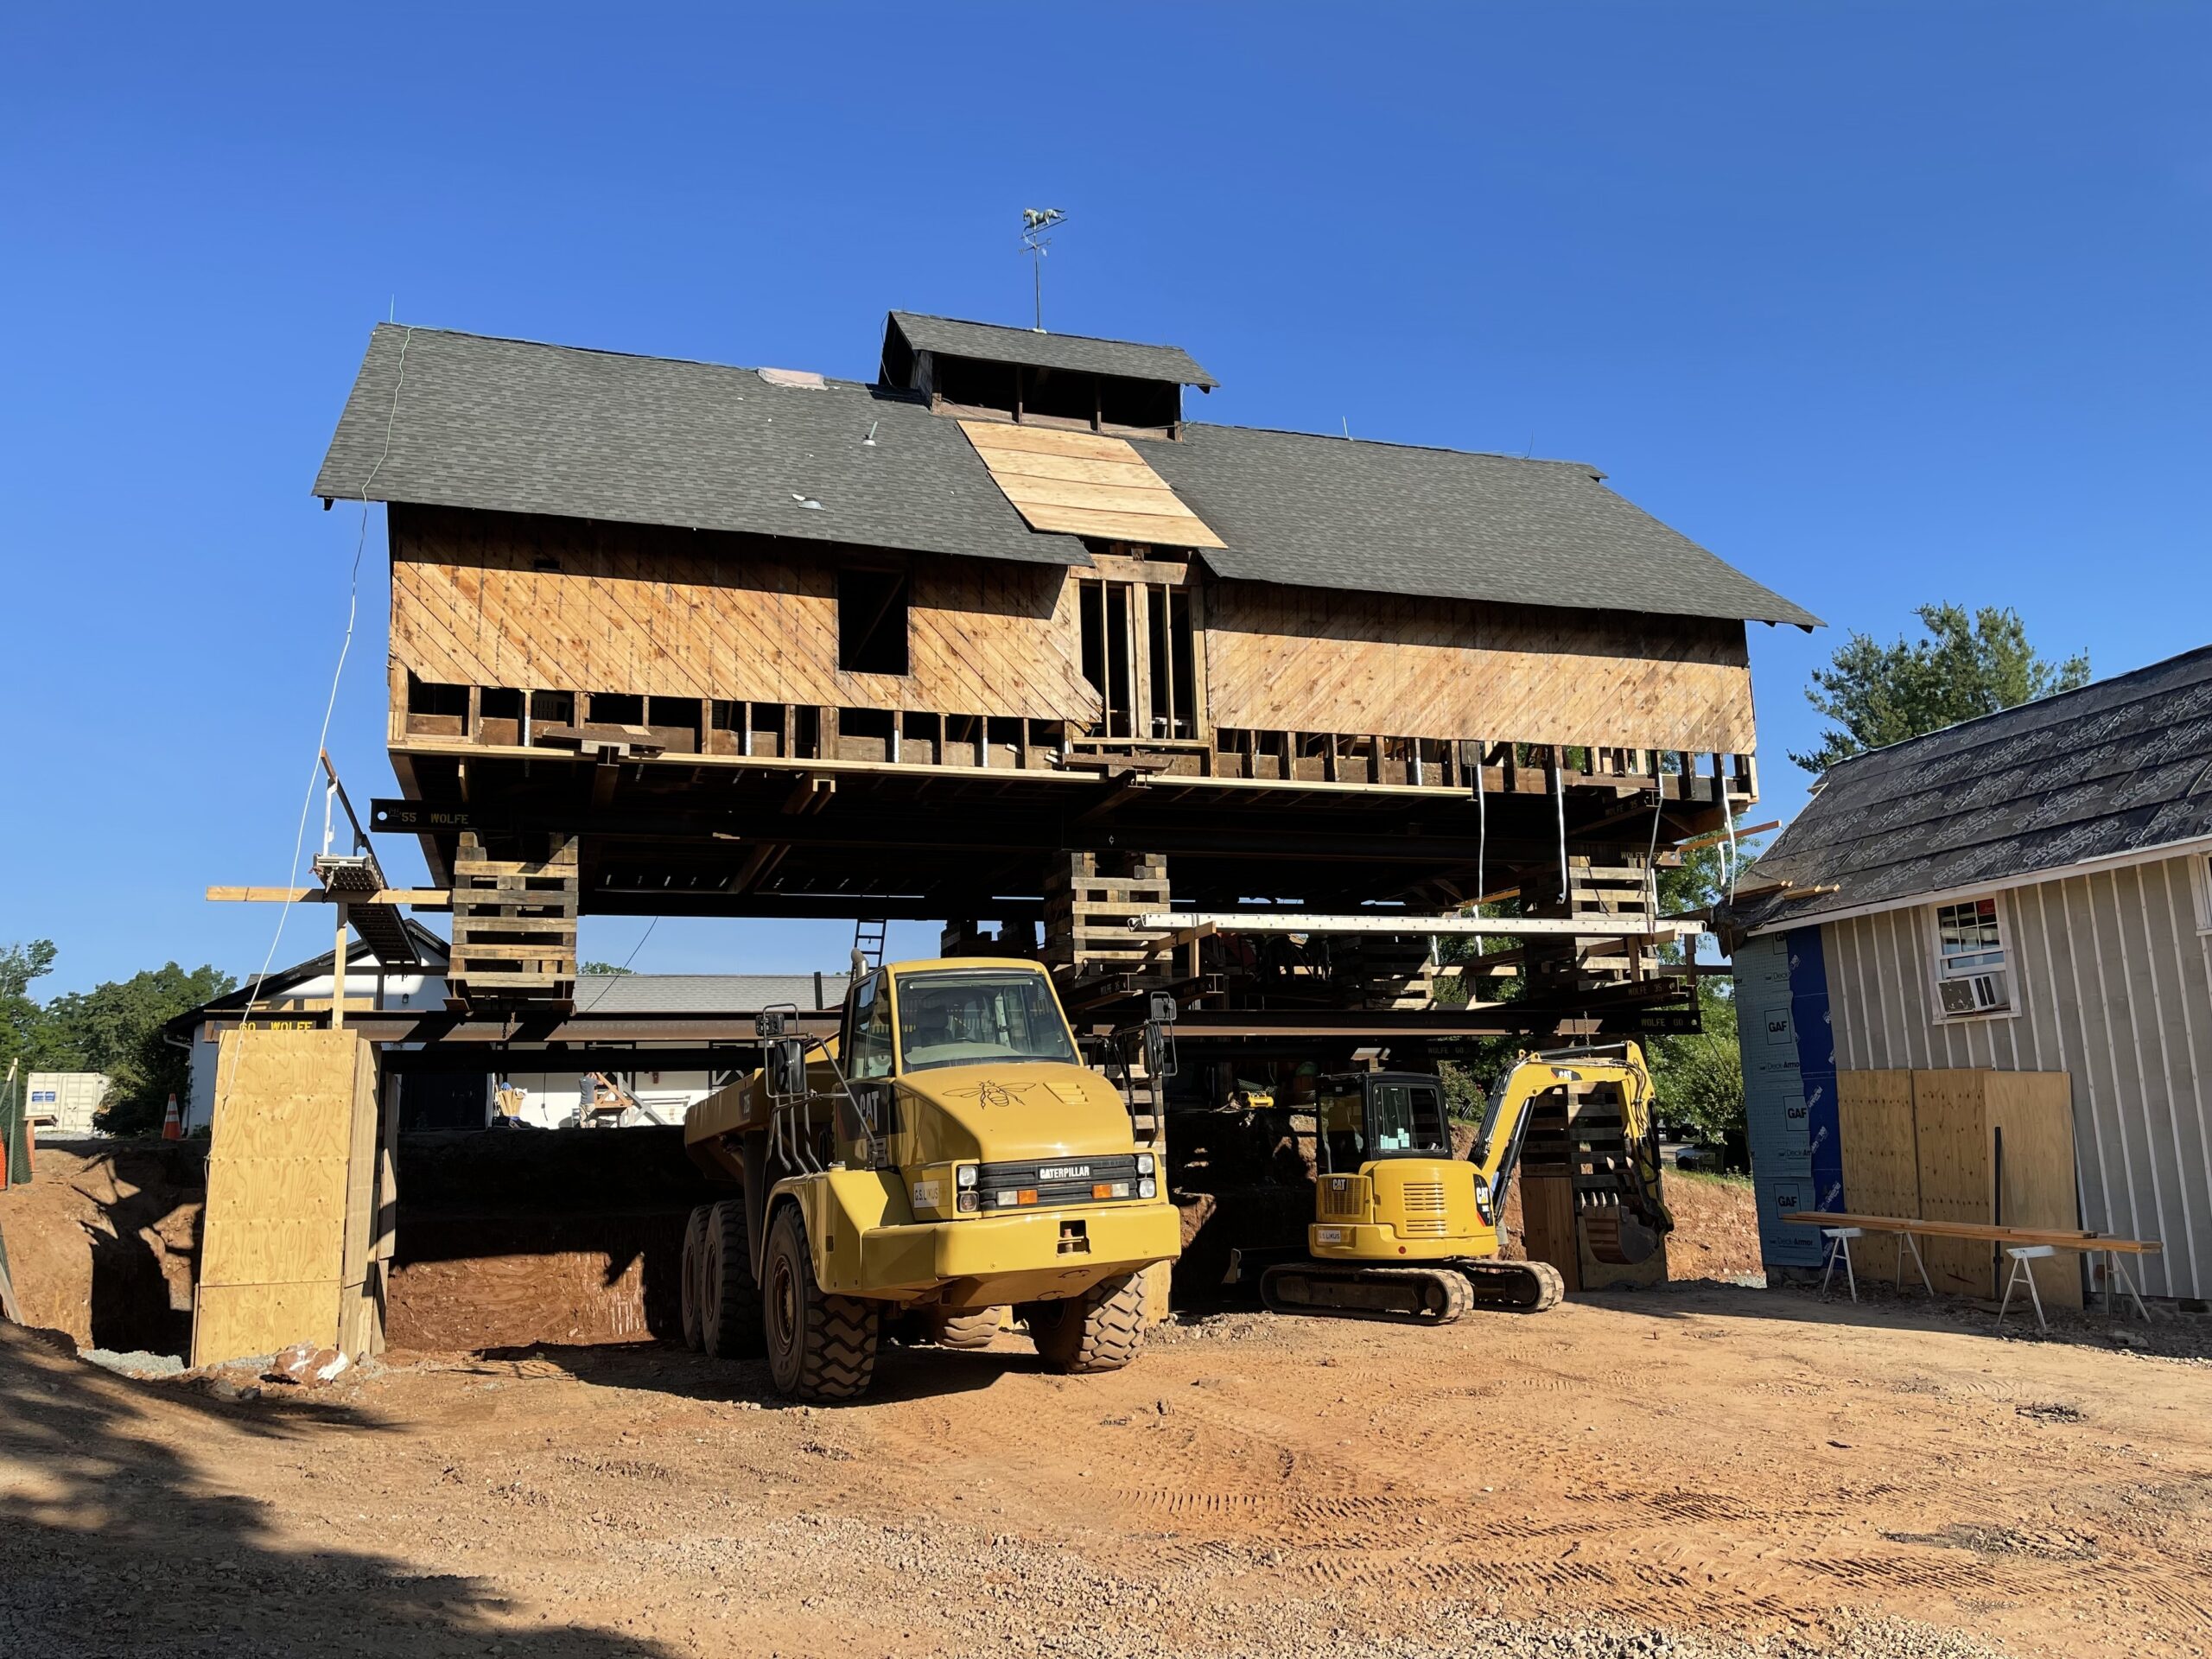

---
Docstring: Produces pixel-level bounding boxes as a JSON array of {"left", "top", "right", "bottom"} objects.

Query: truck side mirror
[
  {"left": 766, "top": 1036, "right": 808, "bottom": 1097},
  {"left": 1143, "top": 1017, "right": 1179, "bottom": 1082}
]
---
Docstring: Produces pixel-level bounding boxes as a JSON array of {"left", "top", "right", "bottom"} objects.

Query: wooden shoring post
[{"left": 332, "top": 900, "right": 349, "bottom": 1031}]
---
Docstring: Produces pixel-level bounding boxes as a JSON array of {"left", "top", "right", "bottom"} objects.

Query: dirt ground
[{"left": 7, "top": 1273, "right": 2212, "bottom": 1659}]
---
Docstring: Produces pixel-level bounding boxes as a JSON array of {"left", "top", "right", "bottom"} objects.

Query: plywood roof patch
[{"left": 961, "top": 419, "right": 1225, "bottom": 550}]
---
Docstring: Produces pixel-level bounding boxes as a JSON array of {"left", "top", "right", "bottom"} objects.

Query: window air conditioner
[{"left": 1939, "top": 971, "right": 2009, "bottom": 1015}]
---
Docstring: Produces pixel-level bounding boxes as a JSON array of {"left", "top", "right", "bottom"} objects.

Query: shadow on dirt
[
  {"left": 0, "top": 1325, "right": 680, "bottom": 1658},
  {"left": 472, "top": 1334, "right": 1047, "bottom": 1409}
]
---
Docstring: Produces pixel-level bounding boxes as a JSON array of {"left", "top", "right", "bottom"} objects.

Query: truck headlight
[
  {"left": 1138, "top": 1178, "right": 1157, "bottom": 1198},
  {"left": 1135, "top": 1154, "right": 1154, "bottom": 1176},
  {"left": 956, "top": 1163, "right": 979, "bottom": 1189}
]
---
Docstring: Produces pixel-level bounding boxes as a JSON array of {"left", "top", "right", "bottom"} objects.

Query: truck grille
[
  {"left": 974, "top": 1154, "right": 1142, "bottom": 1210},
  {"left": 1401, "top": 1181, "right": 1449, "bottom": 1236}
]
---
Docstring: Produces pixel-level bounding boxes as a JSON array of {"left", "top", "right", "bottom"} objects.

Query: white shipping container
[{"left": 26, "top": 1071, "right": 111, "bottom": 1138}]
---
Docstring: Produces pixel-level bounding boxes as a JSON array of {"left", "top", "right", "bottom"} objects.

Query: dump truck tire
[
  {"left": 702, "top": 1199, "right": 766, "bottom": 1360},
  {"left": 679, "top": 1205, "right": 710, "bottom": 1351},
  {"left": 929, "top": 1308, "right": 1001, "bottom": 1350},
  {"left": 1025, "top": 1273, "right": 1146, "bottom": 1375},
  {"left": 762, "top": 1204, "right": 879, "bottom": 1401}
]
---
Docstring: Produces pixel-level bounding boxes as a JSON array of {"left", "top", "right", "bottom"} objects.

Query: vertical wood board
[
  {"left": 1837, "top": 1069, "right": 1919, "bottom": 1281},
  {"left": 1986, "top": 1070, "right": 2084, "bottom": 1308},
  {"left": 1912, "top": 1070, "right": 1996, "bottom": 1296}
]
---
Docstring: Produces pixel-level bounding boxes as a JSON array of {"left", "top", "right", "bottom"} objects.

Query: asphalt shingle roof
[
  {"left": 315, "top": 326, "right": 1090, "bottom": 569},
  {"left": 572, "top": 974, "right": 850, "bottom": 1014},
  {"left": 1732, "top": 645, "right": 2212, "bottom": 935},
  {"left": 886, "top": 311, "right": 1217, "bottom": 389},
  {"left": 315, "top": 322, "right": 1816, "bottom": 626}
]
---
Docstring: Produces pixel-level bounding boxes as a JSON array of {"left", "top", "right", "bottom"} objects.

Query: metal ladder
[{"left": 852, "top": 918, "right": 887, "bottom": 971}]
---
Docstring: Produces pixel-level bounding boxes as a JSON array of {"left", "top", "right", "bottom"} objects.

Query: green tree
[
  {"left": 0, "top": 940, "right": 59, "bottom": 1079},
  {"left": 1790, "top": 603, "right": 2090, "bottom": 773},
  {"left": 579, "top": 961, "right": 637, "bottom": 976},
  {"left": 35, "top": 963, "right": 236, "bottom": 1134},
  {"left": 1643, "top": 830, "right": 1763, "bottom": 1156}
]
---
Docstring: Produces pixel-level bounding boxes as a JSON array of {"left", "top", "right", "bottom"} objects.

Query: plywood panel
[
  {"left": 1912, "top": 1070, "right": 1994, "bottom": 1297},
  {"left": 1986, "top": 1071, "right": 2083, "bottom": 1309},
  {"left": 1204, "top": 580, "right": 1756, "bottom": 753},
  {"left": 961, "top": 421, "right": 1226, "bottom": 549},
  {"left": 194, "top": 1029, "right": 376, "bottom": 1364},
  {"left": 1837, "top": 1070, "right": 1918, "bottom": 1280},
  {"left": 391, "top": 508, "right": 1100, "bottom": 723},
  {"left": 193, "top": 1281, "right": 341, "bottom": 1367},
  {"left": 1519, "top": 1175, "right": 1580, "bottom": 1293}
]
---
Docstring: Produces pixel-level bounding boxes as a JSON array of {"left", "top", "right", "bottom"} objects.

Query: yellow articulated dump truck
[
  {"left": 680, "top": 959, "right": 1181, "bottom": 1401},
  {"left": 1261, "top": 1045, "right": 1671, "bottom": 1325}
]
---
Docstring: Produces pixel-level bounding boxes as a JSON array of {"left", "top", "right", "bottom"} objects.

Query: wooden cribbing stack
[
  {"left": 446, "top": 831, "right": 580, "bottom": 1013},
  {"left": 1044, "top": 852, "right": 1175, "bottom": 1001}
]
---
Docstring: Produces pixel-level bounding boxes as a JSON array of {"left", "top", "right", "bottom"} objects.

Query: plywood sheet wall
[
  {"left": 194, "top": 1029, "right": 378, "bottom": 1365},
  {"left": 1985, "top": 1071, "right": 2082, "bottom": 1308},
  {"left": 1837, "top": 1067, "right": 2083, "bottom": 1307},
  {"left": 1204, "top": 582, "right": 1756, "bottom": 752},
  {"left": 1837, "top": 1070, "right": 1918, "bottom": 1281},
  {"left": 391, "top": 507, "right": 1098, "bottom": 722},
  {"left": 1910, "top": 1070, "right": 1997, "bottom": 1297}
]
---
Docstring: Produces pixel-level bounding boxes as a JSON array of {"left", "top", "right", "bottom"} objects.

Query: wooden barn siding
[
  {"left": 1821, "top": 855, "right": 2212, "bottom": 1298},
  {"left": 1202, "top": 582, "right": 1757, "bottom": 752},
  {"left": 389, "top": 507, "right": 1101, "bottom": 722}
]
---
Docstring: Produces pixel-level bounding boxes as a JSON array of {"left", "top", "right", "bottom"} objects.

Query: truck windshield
[
  {"left": 895, "top": 970, "right": 1081, "bottom": 1073},
  {"left": 1318, "top": 1078, "right": 1450, "bottom": 1170}
]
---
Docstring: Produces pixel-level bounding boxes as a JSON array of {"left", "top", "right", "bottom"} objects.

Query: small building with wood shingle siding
[{"left": 1725, "top": 644, "right": 2212, "bottom": 1300}]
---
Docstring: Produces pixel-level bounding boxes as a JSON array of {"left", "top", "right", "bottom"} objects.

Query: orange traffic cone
[{"left": 162, "top": 1094, "right": 182, "bottom": 1141}]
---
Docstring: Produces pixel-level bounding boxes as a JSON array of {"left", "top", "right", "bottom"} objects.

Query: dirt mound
[
  {"left": 1666, "top": 1171, "right": 1763, "bottom": 1280},
  {"left": 0, "top": 1141, "right": 205, "bottom": 1352}
]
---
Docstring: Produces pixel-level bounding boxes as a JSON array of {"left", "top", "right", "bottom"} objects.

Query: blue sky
[{"left": 3, "top": 5, "right": 2206, "bottom": 994}]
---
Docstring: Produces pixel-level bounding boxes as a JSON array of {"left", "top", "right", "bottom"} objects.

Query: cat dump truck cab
[
  {"left": 680, "top": 959, "right": 1181, "bottom": 1401},
  {"left": 1259, "top": 1045, "right": 1673, "bottom": 1324}
]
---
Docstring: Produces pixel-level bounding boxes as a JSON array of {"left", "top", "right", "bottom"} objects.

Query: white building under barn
[
  {"left": 168, "top": 938, "right": 848, "bottom": 1133},
  {"left": 1729, "top": 644, "right": 2212, "bottom": 1300}
]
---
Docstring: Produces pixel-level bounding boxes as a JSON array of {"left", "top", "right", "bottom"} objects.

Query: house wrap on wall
[{"left": 1726, "top": 644, "right": 2212, "bottom": 1299}]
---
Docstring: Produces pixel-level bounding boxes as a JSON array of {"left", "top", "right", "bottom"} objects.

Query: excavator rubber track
[
  {"left": 1260, "top": 1258, "right": 1567, "bottom": 1325},
  {"left": 1260, "top": 1262, "right": 1474, "bottom": 1325},
  {"left": 1459, "top": 1258, "right": 1565, "bottom": 1313}
]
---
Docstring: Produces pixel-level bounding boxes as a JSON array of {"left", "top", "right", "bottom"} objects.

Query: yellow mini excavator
[{"left": 1260, "top": 1044, "right": 1673, "bottom": 1325}]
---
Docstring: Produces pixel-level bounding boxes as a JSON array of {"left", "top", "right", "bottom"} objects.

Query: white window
[
  {"left": 1930, "top": 896, "right": 2012, "bottom": 1018},
  {"left": 2192, "top": 853, "right": 2212, "bottom": 934}
]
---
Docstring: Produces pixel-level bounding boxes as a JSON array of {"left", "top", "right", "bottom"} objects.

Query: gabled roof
[
  {"left": 315, "top": 322, "right": 1815, "bottom": 625},
  {"left": 884, "top": 311, "right": 1217, "bottom": 389},
  {"left": 1732, "top": 645, "right": 2212, "bottom": 936},
  {"left": 164, "top": 920, "right": 451, "bottom": 1036}
]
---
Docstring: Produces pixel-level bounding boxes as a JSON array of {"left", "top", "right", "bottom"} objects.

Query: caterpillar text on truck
[{"left": 680, "top": 959, "right": 1182, "bottom": 1401}]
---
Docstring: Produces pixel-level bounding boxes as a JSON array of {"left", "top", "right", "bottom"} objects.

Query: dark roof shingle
[
  {"left": 315, "top": 322, "right": 1815, "bottom": 626},
  {"left": 1732, "top": 645, "right": 2212, "bottom": 934},
  {"left": 886, "top": 311, "right": 1217, "bottom": 389},
  {"left": 315, "top": 325, "right": 1090, "bottom": 569}
]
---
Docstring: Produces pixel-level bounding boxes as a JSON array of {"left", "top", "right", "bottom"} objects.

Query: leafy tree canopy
[
  {"left": 0, "top": 946, "right": 236, "bottom": 1134},
  {"left": 1790, "top": 603, "right": 2090, "bottom": 773},
  {"left": 579, "top": 961, "right": 637, "bottom": 976},
  {"left": 1, "top": 940, "right": 60, "bottom": 1080}
]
